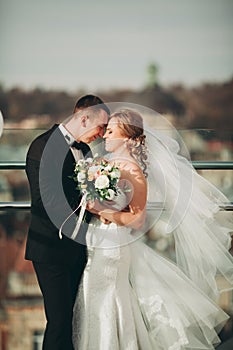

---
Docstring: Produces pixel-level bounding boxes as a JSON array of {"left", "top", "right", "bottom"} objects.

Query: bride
[{"left": 72, "top": 109, "right": 233, "bottom": 349}]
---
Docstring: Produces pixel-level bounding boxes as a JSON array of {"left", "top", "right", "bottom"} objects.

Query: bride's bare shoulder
[{"left": 119, "top": 160, "right": 146, "bottom": 182}]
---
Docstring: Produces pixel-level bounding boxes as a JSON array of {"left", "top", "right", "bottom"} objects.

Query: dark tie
[
  {"left": 72, "top": 141, "right": 91, "bottom": 158},
  {"left": 72, "top": 141, "right": 82, "bottom": 150}
]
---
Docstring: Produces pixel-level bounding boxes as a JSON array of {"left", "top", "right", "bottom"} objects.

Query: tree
[{"left": 146, "top": 62, "right": 159, "bottom": 88}]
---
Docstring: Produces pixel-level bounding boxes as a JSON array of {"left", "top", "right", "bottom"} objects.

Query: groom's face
[{"left": 80, "top": 109, "right": 108, "bottom": 143}]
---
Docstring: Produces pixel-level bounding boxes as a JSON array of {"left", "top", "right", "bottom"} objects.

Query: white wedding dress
[{"left": 72, "top": 191, "right": 231, "bottom": 350}]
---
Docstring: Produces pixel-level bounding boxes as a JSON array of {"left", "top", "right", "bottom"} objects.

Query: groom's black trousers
[{"left": 33, "top": 253, "right": 86, "bottom": 350}]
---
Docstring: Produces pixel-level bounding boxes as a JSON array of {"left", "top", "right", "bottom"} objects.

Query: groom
[{"left": 25, "top": 95, "right": 110, "bottom": 350}]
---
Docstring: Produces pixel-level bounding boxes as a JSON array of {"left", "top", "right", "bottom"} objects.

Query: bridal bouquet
[
  {"left": 73, "top": 155, "right": 121, "bottom": 202},
  {"left": 59, "top": 156, "right": 122, "bottom": 240}
]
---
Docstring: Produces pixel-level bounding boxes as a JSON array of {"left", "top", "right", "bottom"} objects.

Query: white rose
[
  {"left": 86, "top": 157, "right": 93, "bottom": 164},
  {"left": 77, "top": 159, "right": 85, "bottom": 166},
  {"left": 111, "top": 169, "right": 121, "bottom": 179},
  {"left": 95, "top": 175, "right": 109, "bottom": 189},
  {"left": 88, "top": 165, "right": 100, "bottom": 177},
  {"left": 106, "top": 189, "right": 115, "bottom": 200},
  {"left": 77, "top": 172, "right": 86, "bottom": 183}
]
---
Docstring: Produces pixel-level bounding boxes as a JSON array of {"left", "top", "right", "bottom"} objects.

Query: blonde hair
[{"left": 110, "top": 109, "right": 148, "bottom": 177}]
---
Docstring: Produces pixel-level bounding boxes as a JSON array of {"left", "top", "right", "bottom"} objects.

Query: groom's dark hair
[{"left": 73, "top": 94, "right": 110, "bottom": 116}]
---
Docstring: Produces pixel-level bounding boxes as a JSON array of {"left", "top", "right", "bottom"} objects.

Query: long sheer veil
[{"left": 145, "top": 124, "right": 233, "bottom": 299}]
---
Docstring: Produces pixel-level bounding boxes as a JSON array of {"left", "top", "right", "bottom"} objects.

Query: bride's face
[{"left": 103, "top": 118, "right": 127, "bottom": 152}]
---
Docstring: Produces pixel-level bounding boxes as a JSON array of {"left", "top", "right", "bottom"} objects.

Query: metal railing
[
  {"left": 0, "top": 161, "right": 233, "bottom": 211},
  {"left": 1, "top": 161, "right": 233, "bottom": 170}
]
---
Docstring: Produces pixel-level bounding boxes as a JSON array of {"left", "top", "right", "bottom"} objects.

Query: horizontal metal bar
[
  {"left": 0, "top": 161, "right": 233, "bottom": 170},
  {"left": 191, "top": 161, "right": 233, "bottom": 170},
  {"left": 0, "top": 161, "right": 25, "bottom": 170},
  {"left": 0, "top": 202, "right": 31, "bottom": 210},
  {"left": 0, "top": 202, "right": 232, "bottom": 211},
  {"left": 220, "top": 204, "right": 233, "bottom": 211}
]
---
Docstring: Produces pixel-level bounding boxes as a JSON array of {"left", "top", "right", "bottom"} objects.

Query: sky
[{"left": 0, "top": 0, "right": 233, "bottom": 92}]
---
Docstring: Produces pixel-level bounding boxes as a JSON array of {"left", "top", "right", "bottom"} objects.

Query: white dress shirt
[{"left": 58, "top": 124, "right": 84, "bottom": 161}]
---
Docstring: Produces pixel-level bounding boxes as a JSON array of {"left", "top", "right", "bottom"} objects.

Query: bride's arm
[{"left": 98, "top": 164, "right": 147, "bottom": 230}]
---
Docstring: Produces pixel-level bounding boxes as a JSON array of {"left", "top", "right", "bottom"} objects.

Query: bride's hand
[
  {"left": 86, "top": 199, "right": 106, "bottom": 214},
  {"left": 86, "top": 200, "right": 98, "bottom": 214},
  {"left": 86, "top": 199, "right": 116, "bottom": 214}
]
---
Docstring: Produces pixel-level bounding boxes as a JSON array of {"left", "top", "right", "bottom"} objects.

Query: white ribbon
[{"left": 58, "top": 192, "right": 87, "bottom": 240}]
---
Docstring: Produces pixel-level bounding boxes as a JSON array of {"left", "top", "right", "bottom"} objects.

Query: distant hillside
[
  {"left": 169, "top": 79, "right": 233, "bottom": 136},
  {"left": 0, "top": 78, "right": 233, "bottom": 140}
]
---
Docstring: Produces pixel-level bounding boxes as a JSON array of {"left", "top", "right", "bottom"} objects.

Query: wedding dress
[{"left": 72, "top": 190, "right": 230, "bottom": 350}]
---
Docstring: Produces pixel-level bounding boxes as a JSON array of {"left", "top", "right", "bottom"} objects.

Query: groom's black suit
[{"left": 25, "top": 124, "right": 92, "bottom": 350}]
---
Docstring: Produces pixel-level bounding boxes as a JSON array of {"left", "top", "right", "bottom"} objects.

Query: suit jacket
[{"left": 25, "top": 124, "right": 92, "bottom": 266}]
